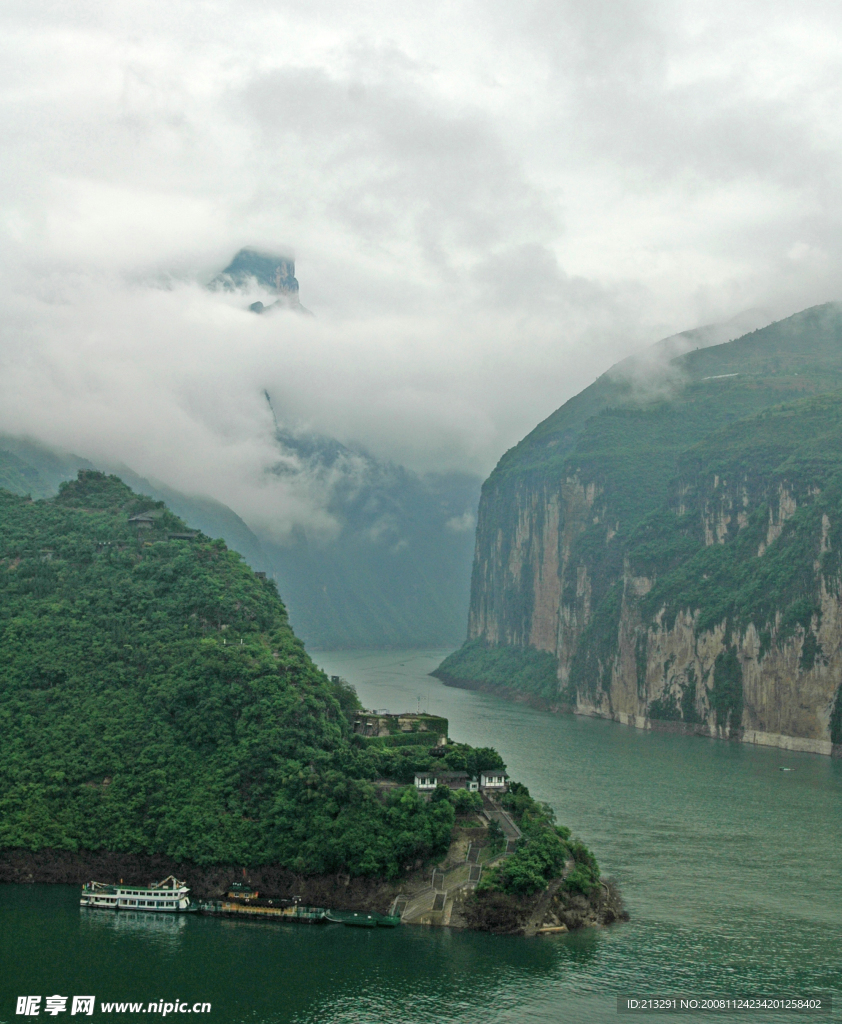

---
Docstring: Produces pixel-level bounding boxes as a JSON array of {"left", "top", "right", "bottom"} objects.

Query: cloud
[
  {"left": 445, "top": 512, "right": 476, "bottom": 533},
  {"left": 1, "top": 0, "right": 842, "bottom": 533}
]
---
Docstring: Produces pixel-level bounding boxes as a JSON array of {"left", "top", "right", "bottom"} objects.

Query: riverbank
[
  {"left": 0, "top": 848, "right": 402, "bottom": 915},
  {"left": 0, "top": 826, "right": 626, "bottom": 937},
  {"left": 432, "top": 670, "right": 842, "bottom": 758}
]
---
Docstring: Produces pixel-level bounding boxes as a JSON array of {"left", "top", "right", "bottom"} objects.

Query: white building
[
  {"left": 479, "top": 772, "right": 508, "bottom": 791},
  {"left": 413, "top": 771, "right": 470, "bottom": 792}
]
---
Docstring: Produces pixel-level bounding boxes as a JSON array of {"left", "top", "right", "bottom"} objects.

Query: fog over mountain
[
  {"left": 0, "top": 429, "right": 479, "bottom": 648},
  {"left": 2, "top": 1, "right": 842, "bottom": 571}
]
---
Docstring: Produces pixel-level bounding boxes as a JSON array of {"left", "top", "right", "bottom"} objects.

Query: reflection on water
[{"left": 80, "top": 906, "right": 187, "bottom": 945}]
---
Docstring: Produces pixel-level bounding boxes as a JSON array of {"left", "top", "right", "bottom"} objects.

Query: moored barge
[
  {"left": 196, "top": 883, "right": 327, "bottom": 923},
  {"left": 80, "top": 878, "right": 399, "bottom": 927},
  {"left": 325, "top": 910, "right": 401, "bottom": 928},
  {"left": 197, "top": 898, "right": 328, "bottom": 922}
]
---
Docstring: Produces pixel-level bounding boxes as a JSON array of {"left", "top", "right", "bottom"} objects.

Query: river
[{"left": 1, "top": 648, "right": 840, "bottom": 1023}]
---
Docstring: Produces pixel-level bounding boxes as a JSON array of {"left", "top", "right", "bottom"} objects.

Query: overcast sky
[{"left": 2, "top": 0, "right": 841, "bottom": 530}]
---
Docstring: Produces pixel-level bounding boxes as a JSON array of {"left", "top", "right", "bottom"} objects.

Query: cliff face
[
  {"left": 572, "top": 467, "right": 842, "bottom": 755},
  {"left": 438, "top": 305, "right": 842, "bottom": 756}
]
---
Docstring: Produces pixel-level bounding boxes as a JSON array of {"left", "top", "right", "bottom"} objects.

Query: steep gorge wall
[
  {"left": 468, "top": 475, "right": 602, "bottom": 654},
  {"left": 462, "top": 463, "right": 842, "bottom": 757},
  {"left": 444, "top": 309, "right": 842, "bottom": 756}
]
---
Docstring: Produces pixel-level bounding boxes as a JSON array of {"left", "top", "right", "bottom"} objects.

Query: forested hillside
[
  {"left": 0, "top": 472, "right": 502, "bottom": 873},
  {"left": 0, "top": 433, "right": 479, "bottom": 651}
]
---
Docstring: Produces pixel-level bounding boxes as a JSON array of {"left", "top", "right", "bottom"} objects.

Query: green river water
[{"left": 1, "top": 649, "right": 840, "bottom": 1023}]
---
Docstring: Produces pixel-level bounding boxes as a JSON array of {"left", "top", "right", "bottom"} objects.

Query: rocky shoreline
[
  {"left": 0, "top": 848, "right": 401, "bottom": 914},
  {"left": 434, "top": 671, "right": 842, "bottom": 758},
  {"left": 462, "top": 877, "right": 627, "bottom": 934},
  {"left": 0, "top": 847, "right": 627, "bottom": 936}
]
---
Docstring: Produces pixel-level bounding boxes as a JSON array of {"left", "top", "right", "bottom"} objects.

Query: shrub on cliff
[
  {"left": 476, "top": 782, "right": 584, "bottom": 897},
  {"left": 563, "top": 840, "right": 601, "bottom": 895}
]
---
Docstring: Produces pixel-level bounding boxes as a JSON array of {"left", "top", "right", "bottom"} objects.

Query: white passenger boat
[{"left": 80, "top": 874, "right": 192, "bottom": 912}]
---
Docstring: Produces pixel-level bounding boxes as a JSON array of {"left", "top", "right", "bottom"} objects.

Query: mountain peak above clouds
[{"left": 209, "top": 248, "right": 312, "bottom": 315}]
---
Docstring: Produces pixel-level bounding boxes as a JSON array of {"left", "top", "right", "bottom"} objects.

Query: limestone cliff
[{"left": 437, "top": 305, "right": 842, "bottom": 757}]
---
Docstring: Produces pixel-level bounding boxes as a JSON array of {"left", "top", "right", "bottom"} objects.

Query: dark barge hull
[
  {"left": 325, "top": 910, "right": 401, "bottom": 928},
  {"left": 196, "top": 900, "right": 327, "bottom": 923}
]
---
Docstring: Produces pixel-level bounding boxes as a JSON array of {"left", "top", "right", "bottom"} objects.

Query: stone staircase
[
  {"left": 398, "top": 803, "right": 522, "bottom": 925},
  {"left": 400, "top": 887, "right": 437, "bottom": 922},
  {"left": 388, "top": 893, "right": 409, "bottom": 918},
  {"left": 400, "top": 859, "right": 484, "bottom": 924}
]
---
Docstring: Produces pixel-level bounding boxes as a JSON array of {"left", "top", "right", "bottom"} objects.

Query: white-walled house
[
  {"left": 479, "top": 772, "right": 508, "bottom": 792},
  {"left": 413, "top": 771, "right": 470, "bottom": 792}
]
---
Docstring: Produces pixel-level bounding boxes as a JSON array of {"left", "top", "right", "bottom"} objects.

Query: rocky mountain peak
[{"left": 209, "top": 248, "right": 310, "bottom": 314}]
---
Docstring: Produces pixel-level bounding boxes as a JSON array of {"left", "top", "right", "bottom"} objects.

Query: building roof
[{"left": 414, "top": 770, "right": 468, "bottom": 781}]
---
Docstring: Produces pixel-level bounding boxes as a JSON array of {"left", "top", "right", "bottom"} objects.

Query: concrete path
[
  {"left": 400, "top": 801, "right": 523, "bottom": 925},
  {"left": 481, "top": 796, "right": 521, "bottom": 843}
]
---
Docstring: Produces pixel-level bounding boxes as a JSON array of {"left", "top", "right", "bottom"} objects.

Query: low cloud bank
[
  {"left": 0, "top": 258, "right": 670, "bottom": 538},
  {"left": 2, "top": 0, "right": 841, "bottom": 535}
]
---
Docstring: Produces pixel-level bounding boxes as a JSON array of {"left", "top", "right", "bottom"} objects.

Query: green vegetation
[
  {"left": 442, "top": 303, "right": 842, "bottom": 731},
  {"left": 360, "top": 732, "right": 441, "bottom": 748},
  {"left": 485, "top": 819, "right": 505, "bottom": 854},
  {"left": 830, "top": 686, "right": 842, "bottom": 746},
  {"left": 493, "top": 303, "right": 842, "bottom": 485},
  {"left": 476, "top": 783, "right": 599, "bottom": 897},
  {"left": 0, "top": 451, "right": 50, "bottom": 498},
  {"left": 544, "top": 389, "right": 842, "bottom": 713},
  {"left": 434, "top": 638, "right": 560, "bottom": 701},
  {"left": 431, "top": 785, "right": 483, "bottom": 816},
  {"left": 0, "top": 430, "right": 482, "bottom": 654},
  {"left": 0, "top": 472, "right": 508, "bottom": 878},
  {"left": 710, "top": 649, "right": 743, "bottom": 734},
  {"left": 631, "top": 395, "right": 842, "bottom": 631}
]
